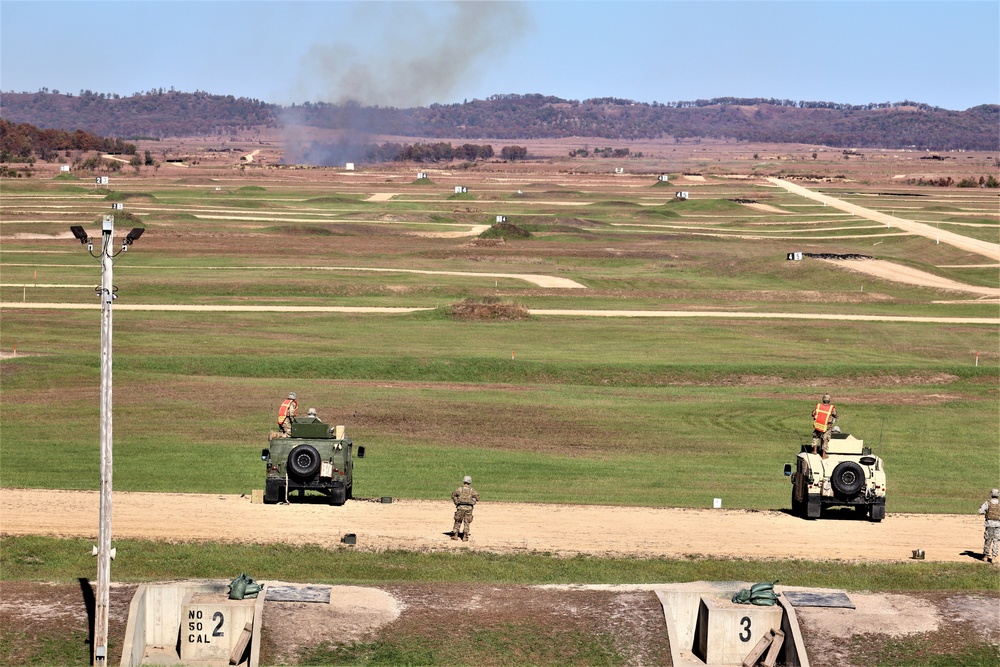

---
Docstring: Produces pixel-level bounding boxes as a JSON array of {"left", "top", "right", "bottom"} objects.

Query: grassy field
[
  {"left": 2, "top": 153, "right": 998, "bottom": 667},
  {"left": 2, "top": 170, "right": 997, "bottom": 515},
  {"left": 1, "top": 309, "right": 997, "bottom": 511}
]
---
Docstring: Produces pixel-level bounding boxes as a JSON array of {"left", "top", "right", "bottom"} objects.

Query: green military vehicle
[
  {"left": 783, "top": 429, "right": 886, "bottom": 521},
  {"left": 261, "top": 419, "right": 365, "bottom": 505}
]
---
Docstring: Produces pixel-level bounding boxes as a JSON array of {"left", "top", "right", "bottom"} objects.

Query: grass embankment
[
  {"left": 1, "top": 310, "right": 996, "bottom": 512},
  {"left": 2, "top": 179, "right": 997, "bottom": 514},
  {"left": 3, "top": 536, "right": 993, "bottom": 591}
]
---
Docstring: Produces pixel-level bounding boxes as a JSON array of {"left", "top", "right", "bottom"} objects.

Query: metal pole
[{"left": 94, "top": 222, "right": 114, "bottom": 667}]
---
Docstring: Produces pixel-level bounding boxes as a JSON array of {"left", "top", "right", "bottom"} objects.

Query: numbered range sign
[{"left": 180, "top": 593, "right": 255, "bottom": 662}]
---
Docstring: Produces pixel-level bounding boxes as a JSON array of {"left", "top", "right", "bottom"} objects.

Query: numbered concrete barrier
[
  {"left": 694, "top": 595, "right": 783, "bottom": 665},
  {"left": 180, "top": 592, "right": 255, "bottom": 662}
]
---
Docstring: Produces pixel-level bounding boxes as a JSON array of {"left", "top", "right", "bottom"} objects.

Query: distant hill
[
  {"left": 1, "top": 90, "right": 997, "bottom": 151},
  {"left": 0, "top": 90, "right": 275, "bottom": 140}
]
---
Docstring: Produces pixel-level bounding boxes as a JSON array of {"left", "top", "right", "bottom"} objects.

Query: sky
[{"left": 2, "top": 1, "right": 997, "bottom": 111}]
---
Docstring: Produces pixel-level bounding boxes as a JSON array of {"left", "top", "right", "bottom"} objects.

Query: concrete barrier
[
  {"left": 119, "top": 580, "right": 264, "bottom": 666},
  {"left": 655, "top": 581, "right": 810, "bottom": 667}
]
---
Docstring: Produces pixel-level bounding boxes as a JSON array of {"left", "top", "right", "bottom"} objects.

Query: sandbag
[{"left": 732, "top": 580, "right": 781, "bottom": 606}]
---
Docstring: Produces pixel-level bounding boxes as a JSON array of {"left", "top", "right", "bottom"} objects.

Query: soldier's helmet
[
  {"left": 307, "top": 408, "right": 317, "bottom": 416},
  {"left": 992, "top": 488, "right": 999, "bottom": 498},
  {"left": 463, "top": 475, "right": 472, "bottom": 484},
  {"left": 822, "top": 394, "right": 831, "bottom": 404},
  {"left": 288, "top": 392, "right": 297, "bottom": 400}
]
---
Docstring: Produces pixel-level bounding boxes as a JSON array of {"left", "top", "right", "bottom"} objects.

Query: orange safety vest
[
  {"left": 277, "top": 399, "right": 297, "bottom": 425},
  {"left": 813, "top": 403, "right": 835, "bottom": 432}
]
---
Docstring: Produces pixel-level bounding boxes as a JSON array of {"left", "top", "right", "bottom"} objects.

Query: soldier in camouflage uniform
[
  {"left": 451, "top": 476, "right": 479, "bottom": 542},
  {"left": 978, "top": 488, "right": 1000, "bottom": 563}
]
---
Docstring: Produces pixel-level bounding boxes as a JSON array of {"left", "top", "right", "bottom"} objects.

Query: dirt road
[
  {"left": 0, "top": 488, "right": 983, "bottom": 563},
  {"left": 823, "top": 259, "right": 1000, "bottom": 297},
  {"left": 768, "top": 178, "right": 1000, "bottom": 262}
]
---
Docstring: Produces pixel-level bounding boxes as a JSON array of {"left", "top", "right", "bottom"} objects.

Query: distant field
[{"left": 1, "top": 165, "right": 997, "bottom": 516}]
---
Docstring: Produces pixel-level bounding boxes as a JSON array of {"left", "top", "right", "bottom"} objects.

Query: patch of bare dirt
[
  {"left": 2, "top": 581, "right": 994, "bottom": 667},
  {"left": 261, "top": 584, "right": 403, "bottom": 664},
  {"left": 803, "top": 591, "right": 1000, "bottom": 667},
  {"left": 0, "top": 581, "right": 134, "bottom": 665}
]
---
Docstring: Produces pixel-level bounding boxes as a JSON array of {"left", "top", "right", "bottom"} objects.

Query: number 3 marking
[{"left": 739, "top": 616, "right": 751, "bottom": 642}]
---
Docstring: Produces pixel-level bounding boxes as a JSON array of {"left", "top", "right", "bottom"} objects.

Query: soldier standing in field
[
  {"left": 451, "top": 476, "right": 479, "bottom": 542},
  {"left": 978, "top": 488, "right": 1000, "bottom": 563},
  {"left": 276, "top": 392, "right": 298, "bottom": 437},
  {"left": 811, "top": 394, "right": 838, "bottom": 459}
]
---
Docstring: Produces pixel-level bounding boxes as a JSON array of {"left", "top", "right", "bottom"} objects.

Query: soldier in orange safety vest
[
  {"left": 811, "top": 394, "right": 838, "bottom": 458},
  {"left": 276, "top": 392, "right": 298, "bottom": 437}
]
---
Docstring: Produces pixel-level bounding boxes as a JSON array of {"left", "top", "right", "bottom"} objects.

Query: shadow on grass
[{"left": 78, "top": 578, "right": 94, "bottom": 660}]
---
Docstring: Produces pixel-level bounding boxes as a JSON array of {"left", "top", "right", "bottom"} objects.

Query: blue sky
[{"left": 2, "top": 1, "right": 997, "bottom": 110}]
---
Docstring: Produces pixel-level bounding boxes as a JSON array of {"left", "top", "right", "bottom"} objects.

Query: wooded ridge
[{"left": 1, "top": 90, "right": 997, "bottom": 151}]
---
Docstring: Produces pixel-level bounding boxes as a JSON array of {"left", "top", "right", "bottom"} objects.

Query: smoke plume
[
  {"left": 303, "top": 1, "right": 530, "bottom": 108},
  {"left": 282, "top": 1, "right": 531, "bottom": 165}
]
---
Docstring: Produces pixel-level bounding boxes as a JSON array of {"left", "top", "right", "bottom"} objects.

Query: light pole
[{"left": 70, "top": 215, "right": 144, "bottom": 667}]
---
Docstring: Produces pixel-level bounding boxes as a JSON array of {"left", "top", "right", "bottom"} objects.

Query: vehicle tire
[
  {"left": 791, "top": 491, "right": 803, "bottom": 518},
  {"left": 870, "top": 503, "right": 885, "bottom": 522},
  {"left": 346, "top": 485, "right": 353, "bottom": 500},
  {"left": 287, "top": 444, "right": 321, "bottom": 479},
  {"left": 831, "top": 461, "right": 865, "bottom": 496},
  {"left": 330, "top": 487, "right": 346, "bottom": 506}
]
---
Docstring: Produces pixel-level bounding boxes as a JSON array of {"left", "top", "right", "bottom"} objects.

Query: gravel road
[{"left": 0, "top": 488, "right": 982, "bottom": 563}]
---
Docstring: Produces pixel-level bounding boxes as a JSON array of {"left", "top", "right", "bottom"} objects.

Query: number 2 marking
[
  {"left": 212, "top": 611, "right": 224, "bottom": 637},
  {"left": 739, "top": 616, "right": 751, "bottom": 642}
]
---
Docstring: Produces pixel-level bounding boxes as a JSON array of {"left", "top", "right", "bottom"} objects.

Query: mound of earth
[
  {"left": 479, "top": 221, "right": 532, "bottom": 239},
  {"left": 449, "top": 298, "right": 530, "bottom": 320}
]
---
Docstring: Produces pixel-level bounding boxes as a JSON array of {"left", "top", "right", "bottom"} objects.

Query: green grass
[
  {"left": 3, "top": 536, "right": 994, "bottom": 590},
  {"left": 2, "top": 300, "right": 996, "bottom": 512},
  {"left": 2, "top": 177, "right": 998, "bottom": 518},
  {"left": 298, "top": 627, "right": 624, "bottom": 667},
  {"left": 0, "top": 628, "right": 91, "bottom": 667},
  {"left": 851, "top": 635, "right": 1000, "bottom": 667}
]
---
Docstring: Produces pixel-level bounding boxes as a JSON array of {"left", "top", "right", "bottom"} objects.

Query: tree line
[
  {"left": 363, "top": 141, "right": 495, "bottom": 163},
  {"left": 0, "top": 119, "right": 136, "bottom": 163},
  {"left": 1, "top": 90, "right": 997, "bottom": 151}
]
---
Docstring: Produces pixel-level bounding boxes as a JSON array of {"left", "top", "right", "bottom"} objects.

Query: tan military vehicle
[{"left": 783, "top": 429, "right": 886, "bottom": 521}]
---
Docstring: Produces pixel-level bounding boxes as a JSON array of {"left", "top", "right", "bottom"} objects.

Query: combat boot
[{"left": 462, "top": 533, "right": 469, "bottom": 542}]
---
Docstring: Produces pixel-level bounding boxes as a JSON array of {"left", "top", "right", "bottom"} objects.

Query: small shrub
[
  {"left": 93, "top": 210, "right": 144, "bottom": 228},
  {"left": 448, "top": 298, "right": 531, "bottom": 321}
]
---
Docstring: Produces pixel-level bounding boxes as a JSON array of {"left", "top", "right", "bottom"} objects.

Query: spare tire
[
  {"left": 287, "top": 444, "right": 321, "bottom": 479},
  {"left": 831, "top": 461, "right": 865, "bottom": 496}
]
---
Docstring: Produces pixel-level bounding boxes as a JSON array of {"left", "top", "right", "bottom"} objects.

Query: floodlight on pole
[{"left": 69, "top": 216, "right": 144, "bottom": 667}]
